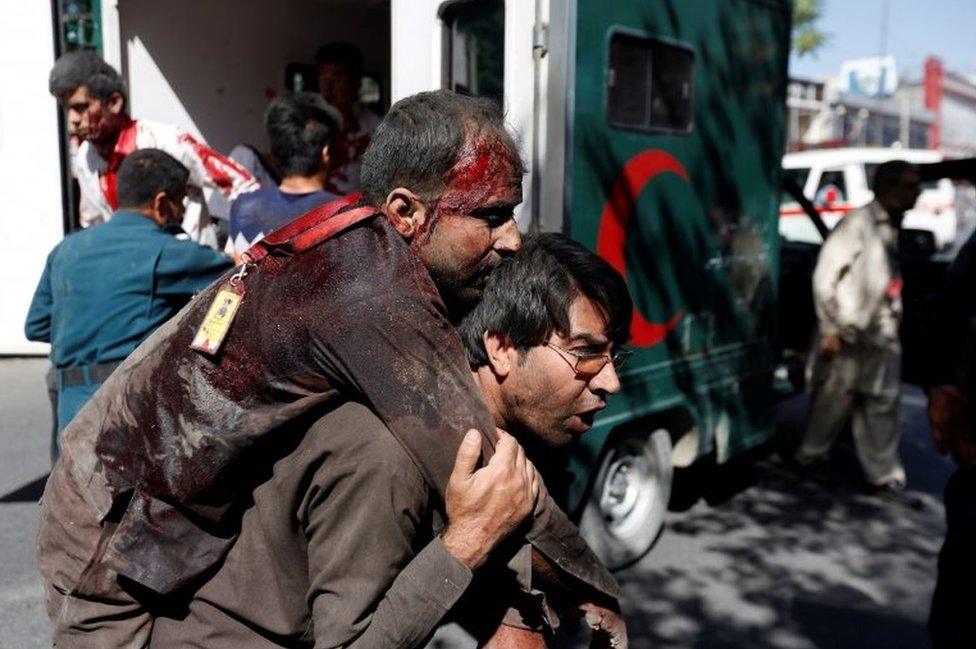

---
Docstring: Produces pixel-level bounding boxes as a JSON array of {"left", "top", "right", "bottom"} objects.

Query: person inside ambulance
[
  {"left": 48, "top": 51, "right": 258, "bottom": 246},
  {"left": 226, "top": 92, "right": 342, "bottom": 260},
  {"left": 796, "top": 160, "right": 922, "bottom": 502},
  {"left": 315, "top": 41, "right": 381, "bottom": 195}
]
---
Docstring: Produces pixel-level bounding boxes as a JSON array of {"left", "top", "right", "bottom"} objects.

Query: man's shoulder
[
  {"left": 58, "top": 220, "right": 115, "bottom": 249},
  {"left": 313, "top": 213, "right": 423, "bottom": 286},
  {"left": 297, "top": 402, "right": 424, "bottom": 483},
  {"left": 232, "top": 187, "right": 282, "bottom": 211},
  {"left": 849, "top": 201, "right": 878, "bottom": 220},
  {"left": 134, "top": 119, "right": 203, "bottom": 153},
  {"left": 827, "top": 204, "right": 872, "bottom": 238},
  {"left": 230, "top": 188, "right": 293, "bottom": 236},
  {"left": 134, "top": 118, "right": 180, "bottom": 140}
]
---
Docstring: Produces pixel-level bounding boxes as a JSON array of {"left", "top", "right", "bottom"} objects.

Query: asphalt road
[{"left": 0, "top": 358, "right": 956, "bottom": 649}]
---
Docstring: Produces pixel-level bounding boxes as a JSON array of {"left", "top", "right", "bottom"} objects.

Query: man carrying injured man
[
  {"left": 37, "top": 90, "right": 626, "bottom": 648},
  {"left": 147, "top": 233, "right": 632, "bottom": 647}
]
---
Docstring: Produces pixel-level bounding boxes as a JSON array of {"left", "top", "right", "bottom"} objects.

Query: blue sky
[{"left": 789, "top": 0, "right": 976, "bottom": 82}]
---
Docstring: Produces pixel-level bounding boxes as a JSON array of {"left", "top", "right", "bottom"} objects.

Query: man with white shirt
[
  {"left": 48, "top": 51, "right": 258, "bottom": 246},
  {"left": 796, "top": 160, "right": 922, "bottom": 496}
]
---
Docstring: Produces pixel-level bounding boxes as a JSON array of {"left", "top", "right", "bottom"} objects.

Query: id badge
[{"left": 190, "top": 281, "right": 245, "bottom": 356}]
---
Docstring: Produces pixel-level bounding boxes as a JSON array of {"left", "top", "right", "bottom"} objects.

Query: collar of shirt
[
  {"left": 868, "top": 200, "right": 894, "bottom": 226},
  {"left": 107, "top": 210, "right": 164, "bottom": 230},
  {"left": 105, "top": 118, "right": 139, "bottom": 172}
]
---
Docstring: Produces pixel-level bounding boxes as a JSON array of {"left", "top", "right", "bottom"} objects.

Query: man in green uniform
[{"left": 25, "top": 148, "right": 231, "bottom": 439}]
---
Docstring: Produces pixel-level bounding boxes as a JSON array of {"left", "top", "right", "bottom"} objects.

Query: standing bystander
[
  {"left": 315, "top": 42, "right": 380, "bottom": 195},
  {"left": 795, "top": 160, "right": 922, "bottom": 497},
  {"left": 226, "top": 92, "right": 342, "bottom": 259},
  {"left": 925, "top": 226, "right": 976, "bottom": 648},
  {"left": 48, "top": 51, "right": 258, "bottom": 246},
  {"left": 25, "top": 149, "right": 232, "bottom": 444}
]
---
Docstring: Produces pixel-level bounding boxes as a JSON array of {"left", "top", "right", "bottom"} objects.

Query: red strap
[
  {"left": 100, "top": 120, "right": 139, "bottom": 210},
  {"left": 245, "top": 193, "right": 379, "bottom": 263}
]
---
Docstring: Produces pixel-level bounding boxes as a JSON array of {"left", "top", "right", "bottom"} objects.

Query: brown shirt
[
  {"left": 149, "top": 403, "right": 474, "bottom": 648},
  {"left": 39, "top": 206, "right": 618, "bottom": 619}
]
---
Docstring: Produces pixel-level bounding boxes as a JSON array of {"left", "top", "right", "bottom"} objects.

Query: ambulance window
[
  {"left": 864, "top": 163, "right": 879, "bottom": 188},
  {"left": 815, "top": 170, "right": 847, "bottom": 206},
  {"left": 607, "top": 32, "right": 695, "bottom": 134},
  {"left": 441, "top": 0, "right": 505, "bottom": 103},
  {"left": 782, "top": 167, "right": 811, "bottom": 204}
]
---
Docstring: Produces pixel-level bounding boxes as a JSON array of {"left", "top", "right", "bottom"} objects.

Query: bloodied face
[
  {"left": 412, "top": 136, "right": 523, "bottom": 315},
  {"left": 61, "top": 85, "right": 126, "bottom": 145}
]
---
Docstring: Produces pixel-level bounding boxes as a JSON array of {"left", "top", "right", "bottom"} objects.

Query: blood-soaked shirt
[
  {"left": 44, "top": 204, "right": 619, "bottom": 607},
  {"left": 73, "top": 118, "right": 258, "bottom": 244},
  {"left": 149, "top": 402, "right": 531, "bottom": 648}
]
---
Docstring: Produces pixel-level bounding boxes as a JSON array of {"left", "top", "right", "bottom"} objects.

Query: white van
[{"left": 780, "top": 147, "right": 958, "bottom": 247}]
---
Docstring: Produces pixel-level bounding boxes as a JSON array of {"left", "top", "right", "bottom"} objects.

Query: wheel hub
[{"left": 600, "top": 453, "right": 644, "bottom": 524}]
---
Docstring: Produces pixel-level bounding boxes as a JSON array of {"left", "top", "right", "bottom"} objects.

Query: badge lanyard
[{"left": 190, "top": 195, "right": 376, "bottom": 356}]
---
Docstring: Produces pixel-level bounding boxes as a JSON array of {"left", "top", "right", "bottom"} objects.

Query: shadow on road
[
  {"left": 606, "top": 386, "right": 949, "bottom": 649},
  {"left": 0, "top": 474, "right": 49, "bottom": 503}
]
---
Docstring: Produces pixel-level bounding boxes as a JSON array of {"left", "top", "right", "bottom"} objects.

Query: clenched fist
[{"left": 441, "top": 429, "right": 541, "bottom": 569}]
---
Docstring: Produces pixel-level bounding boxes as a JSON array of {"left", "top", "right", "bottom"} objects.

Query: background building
[{"left": 787, "top": 56, "right": 935, "bottom": 152}]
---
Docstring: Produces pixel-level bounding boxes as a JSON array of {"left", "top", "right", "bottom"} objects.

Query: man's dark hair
[
  {"left": 459, "top": 233, "right": 633, "bottom": 367},
  {"left": 265, "top": 91, "right": 342, "bottom": 177},
  {"left": 872, "top": 160, "right": 919, "bottom": 194},
  {"left": 360, "top": 89, "right": 522, "bottom": 206},
  {"left": 49, "top": 51, "right": 127, "bottom": 105},
  {"left": 116, "top": 149, "right": 189, "bottom": 209},
  {"left": 315, "top": 42, "right": 364, "bottom": 79}
]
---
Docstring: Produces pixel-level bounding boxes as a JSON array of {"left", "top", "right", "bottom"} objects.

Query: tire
[{"left": 579, "top": 429, "right": 673, "bottom": 570}]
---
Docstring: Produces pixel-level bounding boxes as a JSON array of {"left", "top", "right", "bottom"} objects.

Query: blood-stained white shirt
[{"left": 73, "top": 119, "right": 259, "bottom": 247}]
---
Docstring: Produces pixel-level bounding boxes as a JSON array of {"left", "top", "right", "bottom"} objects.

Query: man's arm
[
  {"left": 310, "top": 264, "right": 622, "bottom": 615},
  {"left": 25, "top": 252, "right": 54, "bottom": 343},
  {"left": 926, "top": 232, "right": 976, "bottom": 464},
  {"left": 154, "top": 237, "right": 233, "bottom": 297},
  {"left": 172, "top": 130, "right": 259, "bottom": 200},
  {"left": 304, "top": 407, "right": 537, "bottom": 649},
  {"left": 811, "top": 226, "right": 862, "bottom": 342}
]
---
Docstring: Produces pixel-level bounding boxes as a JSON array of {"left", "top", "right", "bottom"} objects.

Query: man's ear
[
  {"left": 320, "top": 144, "right": 331, "bottom": 171},
  {"left": 153, "top": 191, "right": 184, "bottom": 225},
  {"left": 106, "top": 91, "right": 125, "bottom": 115},
  {"left": 384, "top": 187, "right": 428, "bottom": 239},
  {"left": 148, "top": 191, "right": 170, "bottom": 225},
  {"left": 484, "top": 330, "right": 517, "bottom": 378}
]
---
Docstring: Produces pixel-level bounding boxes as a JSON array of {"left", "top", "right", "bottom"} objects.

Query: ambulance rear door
[{"left": 0, "top": 3, "right": 64, "bottom": 354}]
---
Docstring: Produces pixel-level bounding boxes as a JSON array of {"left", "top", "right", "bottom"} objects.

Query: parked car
[
  {"left": 776, "top": 155, "right": 973, "bottom": 389},
  {"left": 780, "top": 147, "right": 958, "bottom": 249}
]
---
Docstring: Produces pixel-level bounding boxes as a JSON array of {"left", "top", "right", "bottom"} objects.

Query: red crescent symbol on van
[{"left": 597, "top": 150, "right": 686, "bottom": 347}]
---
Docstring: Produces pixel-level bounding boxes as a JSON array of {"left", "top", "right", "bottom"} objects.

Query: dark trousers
[
  {"left": 930, "top": 465, "right": 976, "bottom": 648},
  {"left": 46, "top": 364, "right": 58, "bottom": 465}
]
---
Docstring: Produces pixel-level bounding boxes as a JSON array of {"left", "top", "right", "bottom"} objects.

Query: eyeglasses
[{"left": 545, "top": 342, "right": 632, "bottom": 377}]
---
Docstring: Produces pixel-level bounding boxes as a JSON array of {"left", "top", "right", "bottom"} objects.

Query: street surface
[{"left": 0, "top": 359, "right": 955, "bottom": 649}]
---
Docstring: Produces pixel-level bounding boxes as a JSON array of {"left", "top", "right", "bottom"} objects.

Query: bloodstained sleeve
[
  {"left": 174, "top": 130, "right": 260, "bottom": 200},
  {"left": 308, "top": 280, "right": 622, "bottom": 603}
]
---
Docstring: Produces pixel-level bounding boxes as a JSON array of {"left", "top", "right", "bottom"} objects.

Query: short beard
[{"left": 430, "top": 268, "right": 485, "bottom": 324}]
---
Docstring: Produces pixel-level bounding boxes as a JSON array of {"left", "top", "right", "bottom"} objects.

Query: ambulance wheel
[{"left": 580, "top": 429, "right": 673, "bottom": 570}]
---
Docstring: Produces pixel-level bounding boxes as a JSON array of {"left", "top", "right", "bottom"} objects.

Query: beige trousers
[{"left": 797, "top": 344, "right": 905, "bottom": 486}]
